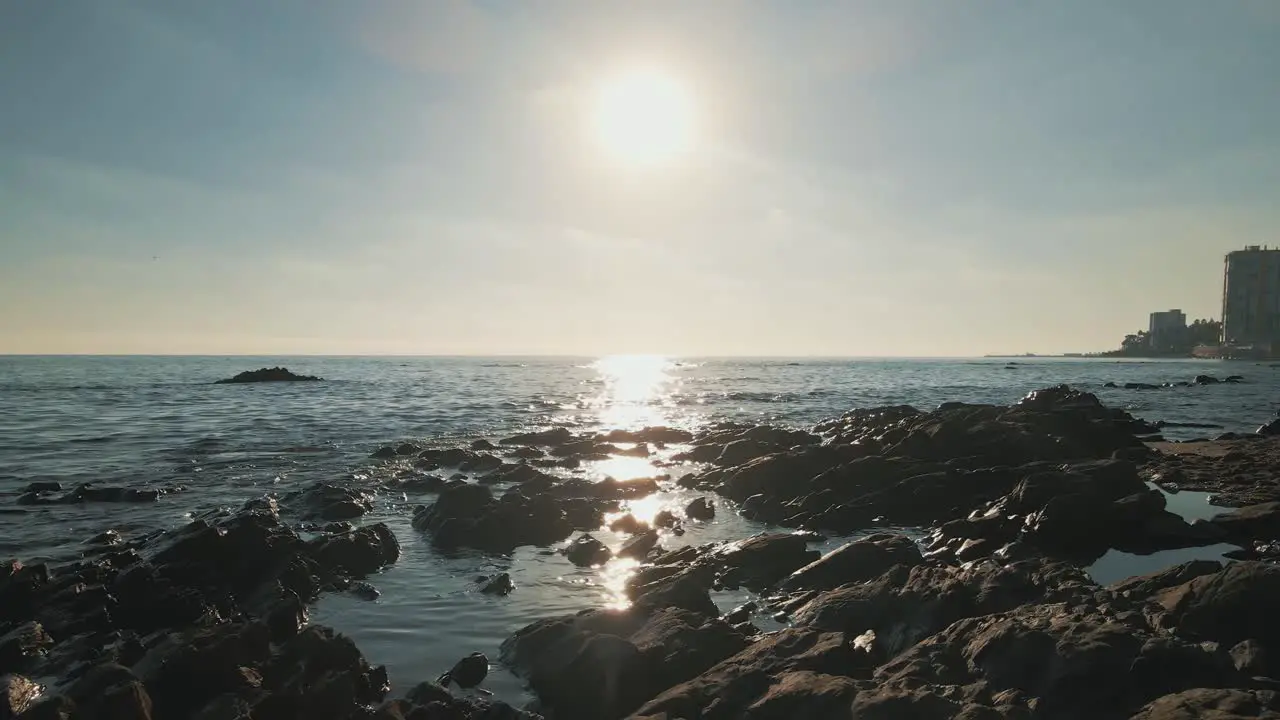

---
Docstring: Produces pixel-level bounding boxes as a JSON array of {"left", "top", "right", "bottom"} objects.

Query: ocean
[{"left": 0, "top": 355, "right": 1269, "bottom": 701}]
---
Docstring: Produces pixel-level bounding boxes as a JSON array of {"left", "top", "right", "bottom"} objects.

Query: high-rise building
[
  {"left": 1222, "top": 246, "right": 1280, "bottom": 350},
  {"left": 1148, "top": 309, "right": 1186, "bottom": 350}
]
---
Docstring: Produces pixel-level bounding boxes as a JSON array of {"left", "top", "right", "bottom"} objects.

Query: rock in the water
[
  {"left": 214, "top": 367, "right": 322, "bottom": 384},
  {"left": 1258, "top": 419, "right": 1280, "bottom": 436},
  {"left": 619, "top": 530, "right": 659, "bottom": 560},
  {"left": 438, "top": 652, "right": 488, "bottom": 689},
  {"left": 479, "top": 572, "right": 515, "bottom": 596},
  {"left": 499, "top": 427, "right": 574, "bottom": 446},
  {"left": 1194, "top": 374, "right": 1221, "bottom": 385},
  {"left": 608, "top": 514, "right": 650, "bottom": 535},
  {"left": 565, "top": 535, "right": 613, "bottom": 567},
  {"left": 503, "top": 597, "right": 746, "bottom": 720},
  {"left": 685, "top": 497, "right": 715, "bottom": 521}
]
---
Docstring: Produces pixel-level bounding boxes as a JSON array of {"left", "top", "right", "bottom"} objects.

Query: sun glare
[{"left": 591, "top": 69, "right": 694, "bottom": 166}]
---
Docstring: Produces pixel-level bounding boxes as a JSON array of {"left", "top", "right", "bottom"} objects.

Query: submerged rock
[
  {"left": 684, "top": 497, "right": 715, "bottom": 521},
  {"left": 214, "top": 367, "right": 322, "bottom": 384}
]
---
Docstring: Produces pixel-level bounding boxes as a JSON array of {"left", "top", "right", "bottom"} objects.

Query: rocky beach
[{"left": 6, "top": 364, "right": 1280, "bottom": 719}]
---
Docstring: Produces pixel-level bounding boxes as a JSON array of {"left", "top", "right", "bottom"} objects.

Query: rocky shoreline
[{"left": 6, "top": 385, "right": 1280, "bottom": 719}]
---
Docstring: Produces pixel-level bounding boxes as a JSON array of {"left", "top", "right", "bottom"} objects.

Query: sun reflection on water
[
  {"left": 591, "top": 355, "right": 677, "bottom": 429},
  {"left": 599, "top": 557, "right": 640, "bottom": 609}
]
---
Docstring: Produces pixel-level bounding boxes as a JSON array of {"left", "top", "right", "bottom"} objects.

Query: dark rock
[
  {"left": 779, "top": 533, "right": 922, "bottom": 592},
  {"left": 370, "top": 446, "right": 397, "bottom": 459},
  {"left": 307, "top": 523, "right": 401, "bottom": 577},
  {"left": 509, "top": 446, "right": 544, "bottom": 459},
  {"left": 349, "top": 582, "right": 380, "bottom": 600},
  {"left": 1127, "top": 382, "right": 1161, "bottom": 390},
  {"left": 608, "top": 514, "right": 649, "bottom": 535},
  {"left": 387, "top": 474, "right": 445, "bottom": 494},
  {"left": 503, "top": 602, "right": 746, "bottom": 720},
  {"left": 652, "top": 510, "right": 678, "bottom": 529},
  {"left": 471, "top": 439, "right": 497, "bottom": 451},
  {"left": 1226, "top": 375, "right": 1245, "bottom": 383},
  {"left": 479, "top": 573, "right": 515, "bottom": 596},
  {"left": 1194, "top": 374, "right": 1221, "bottom": 385},
  {"left": 499, "top": 428, "right": 575, "bottom": 446},
  {"left": 21, "top": 482, "right": 61, "bottom": 494},
  {"left": 601, "top": 427, "right": 694, "bottom": 444},
  {"left": 709, "top": 533, "right": 819, "bottom": 591},
  {"left": 618, "top": 530, "right": 659, "bottom": 560},
  {"left": 281, "top": 482, "right": 372, "bottom": 521},
  {"left": 1259, "top": 419, "right": 1280, "bottom": 436},
  {"left": 0, "top": 622, "right": 53, "bottom": 673},
  {"left": 214, "top": 367, "right": 321, "bottom": 384},
  {"left": 684, "top": 497, "right": 714, "bottom": 521},
  {"left": 565, "top": 535, "right": 612, "bottom": 567},
  {"left": 438, "top": 652, "right": 488, "bottom": 689}
]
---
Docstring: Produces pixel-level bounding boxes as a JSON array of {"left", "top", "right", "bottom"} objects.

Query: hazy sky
[{"left": 3, "top": 1, "right": 1278, "bottom": 356}]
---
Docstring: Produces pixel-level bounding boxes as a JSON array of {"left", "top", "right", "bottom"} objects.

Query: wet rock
[
  {"left": 710, "top": 533, "right": 819, "bottom": 591},
  {"left": 601, "top": 427, "right": 694, "bottom": 445},
  {"left": 779, "top": 533, "right": 922, "bottom": 592},
  {"left": 370, "top": 446, "right": 397, "bottom": 460},
  {"left": 652, "top": 510, "right": 678, "bottom": 529},
  {"left": 0, "top": 622, "right": 53, "bottom": 673},
  {"left": 438, "top": 652, "right": 489, "bottom": 689},
  {"left": 479, "top": 572, "right": 515, "bottom": 596},
  {"left": 499, "top": 428, "right": 575, "bottom": 447},
  {"left": 619, "top": 530, "right": 659, "bottom": 560},
  {"left": 349, "top": 581, "right": 380, "bottom": 600},
  {"left": 214, "top": 367, "right": 321, "bottom": 384},
  {"left": 684, "top": 497, "right": 714, "bottom": 521},
  {"left": 281, "top": 482, "right": 372, "bottom": 521},
  {"left": 608, "top": 514, "right": 650, "bottom": 535},
  {"left": 1259, "top": 419, "right": 1280, "bottom": 436},
  {"left": 565, "top": 535, "right": 612, "bottom": 567},
  {"left": 387, "top": 474, "right": 445, "bottom": 494},
  {"left": 413, "top": 481, "right": 579, "bottom": 553},
  {"left": 503, "top": 600, "right": 746, "bottom": 720},
  {"left": 1195, "top": 374, "right": 1221, "bottom": 385},
  {"left": 21, "top": 482, "right": 61, "bottom": 494},
  {"left": 306, "top": 523, "right": 400, "bottom": 578},
  {"left": 509, "top": 446, "right": 544, "bottom": 459},
  {"left": 45, "top": 484, "right": 163, "bottom": 504},
  {"left": 471, "top": 438, "right": 496, "bottom": 451},
  {"left": 0, "top": 674, "right": 42, "bottom": 718}
]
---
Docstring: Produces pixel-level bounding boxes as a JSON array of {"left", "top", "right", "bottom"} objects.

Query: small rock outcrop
[{"left": 214, "top": 367, "right": 322, "bottom": 384}]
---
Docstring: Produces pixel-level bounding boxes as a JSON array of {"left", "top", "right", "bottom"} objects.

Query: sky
[{"left": 2, "top": 0, "right": 1279, "bottom": 356}]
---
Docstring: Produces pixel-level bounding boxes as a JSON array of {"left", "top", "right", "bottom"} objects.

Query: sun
[{"left": 590, "top": 69, "right": 694, "bottom": 166}]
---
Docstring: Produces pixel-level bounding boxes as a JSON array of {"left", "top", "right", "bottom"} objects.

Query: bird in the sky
[{"left": 437, "top": 652, "right": 490, "bottom": 694}]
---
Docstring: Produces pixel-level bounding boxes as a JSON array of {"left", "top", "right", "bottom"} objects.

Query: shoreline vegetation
[{"left": 7, "top": 384, "right": 1280, "bottom": 718}]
